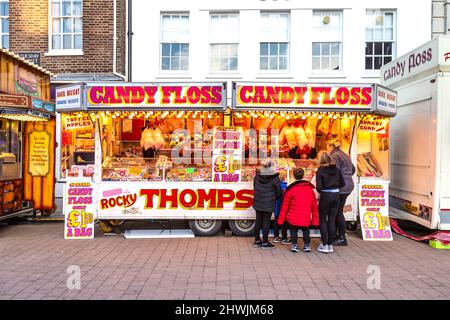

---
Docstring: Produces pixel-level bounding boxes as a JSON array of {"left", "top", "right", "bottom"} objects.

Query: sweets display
[
  {"left": 357, "top": 152, "right": 384, "bottom": 177},
  {"left": 102, "top": 157, "right": 163, "bottom": 181},
  {"left": 165, "top": 165, "right": 212, "bottom": 182}
]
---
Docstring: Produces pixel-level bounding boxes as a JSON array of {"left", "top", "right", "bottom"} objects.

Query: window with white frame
[
  {"left": 50, "top": 0, "right": 83, "bottom": 51},
  {"left": 161, "top": 13, "right": 189, "bottom": 71},
  {"left": 260, "top": 12, "right": 289, "bottom": 71},
  {"left": 209, "top": 13, "right": 239, "bottom": 72},
  {"left": 312, "top": 11, "right": 342, "bottom": 72},
  {"left": 365, "top": 10, "right": 395, "bottom": 70},
  {"left": 0, "top": 0, "right": 8, "bottom": 49}
]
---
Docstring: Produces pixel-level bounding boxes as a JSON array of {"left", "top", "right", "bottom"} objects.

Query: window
[
  {"left": 312, "top": 11, "right": 342, "bottom": 72},
  {"left": 365, "top": 10, "right": 395, "bottom": 70},
  {"left": 0, "top": 0, "right": 8, "bottom": 49},
  {"left": 209, "top": 13, "right": 239, "bottom": 72},
  {"left": 161, "top": 13, "right": 189, "bottom": 71},
  {"left": 260, "top": 12, "right": 289, "bottom": 71},
  {"left": 50, "top": 0, "right": 83, "bottom": 51}
]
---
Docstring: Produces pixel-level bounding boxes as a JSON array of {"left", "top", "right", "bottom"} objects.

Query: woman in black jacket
[
  {"left": 253, "top": 160, "right": 282, "bottom": 249},
  {"left": 316, "top": 152, "right": 345, "bottom": 254}
]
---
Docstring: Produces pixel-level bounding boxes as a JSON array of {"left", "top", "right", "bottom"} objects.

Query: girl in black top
[{"left": 315, "top": 152, "right": 345, "bottom": 254}]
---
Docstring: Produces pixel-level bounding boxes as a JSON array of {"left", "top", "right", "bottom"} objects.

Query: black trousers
[
  {"left": 255, "top": 211, "right": 272, "bottom": 243},
  {"left": 290, "top": 225, "right": 310, "bottom": 245},
  {"left": 319, "top": 192, "right": 340, "bottom": 245},
  {"left": 274, "top": 220, "right": 289, "bottom": 239},
  {"left": 336, "top": 193, "right": 350, "bottom": 238},
  {"left": 143, "top": 147, "right": 156, "bottom": 158}
]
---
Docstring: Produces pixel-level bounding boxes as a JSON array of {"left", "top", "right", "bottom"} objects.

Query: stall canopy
[
  {"left": 232, "top": 82, "right": 397, "bottom": 116},
  {"left": 55, "top": 82, "right": 228, "bottom": 112}
]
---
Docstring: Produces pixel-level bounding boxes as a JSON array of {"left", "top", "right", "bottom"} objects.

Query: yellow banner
[{"left": 29, "top": 130, "right": 50, "bottom": 176}]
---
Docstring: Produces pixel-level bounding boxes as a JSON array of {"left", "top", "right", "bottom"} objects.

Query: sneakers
[
  {"left": 253, "top": 240, "right": 262, "bottom": 248},
  {"left": 273, "top": 237, "right": 282, "bottom": 243},
  {"left": 333, "top": 237, "right": 348, "bottom": 246},
  {"left": 328, "top": 245, "right": 334, "bottom": 253},
  {"left": 291, "top": 244, "right": 300, "bottom": 252},
  {"left": 303, "top": 243, "right": 311, "bottom": 252},
  {"left": 317, "top": 243, "right": 329, "bottom": 253},
  {"left": 281, "top": 238, "right": 292, "bottom": 245},
  {"left": 261, "top": 242, "right": 275, "bottom": 249}
]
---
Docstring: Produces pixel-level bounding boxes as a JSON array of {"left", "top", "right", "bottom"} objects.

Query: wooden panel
[
  {"left": 41, "top": 119, "right": 56, "bottom": 210},
  {"left": 0, "top": 57, "right": 7, "bottom": 92},
  {"left": 23, "top": 122, "right": 33, "bottom": 201}
]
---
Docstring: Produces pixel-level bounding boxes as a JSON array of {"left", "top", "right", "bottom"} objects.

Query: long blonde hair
[
  {"left": 327, "top": 139, "right": 341, "bottom": 149},
  {"left": 318, "top": 151, "right": 335, "bottom": 167}
]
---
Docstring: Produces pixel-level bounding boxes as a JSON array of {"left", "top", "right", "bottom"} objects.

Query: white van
[{"left": 380, "top": 35, "right": 450, "bottom": 230}]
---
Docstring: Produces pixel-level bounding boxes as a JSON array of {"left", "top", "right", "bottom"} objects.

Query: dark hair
[{"left": 293, "top": 168, "right": 304, "bottom": 180}]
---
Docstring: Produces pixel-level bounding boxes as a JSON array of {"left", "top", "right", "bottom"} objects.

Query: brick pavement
[{"left": 0, "top": 222, "right": 450, "bottom": 300}]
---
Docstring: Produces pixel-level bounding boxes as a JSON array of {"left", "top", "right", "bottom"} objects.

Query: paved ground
[{"left": 0, "top": 221, "right": 449, "bottom": 300}]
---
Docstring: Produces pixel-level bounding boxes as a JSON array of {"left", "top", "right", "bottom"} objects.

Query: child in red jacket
[{"left": 278, "top": 168, "right": 319, "bottom": 253}]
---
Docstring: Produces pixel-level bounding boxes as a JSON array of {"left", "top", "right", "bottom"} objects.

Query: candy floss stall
[{"left": 56, "top": 81, "right": 397, "bottom": 239}]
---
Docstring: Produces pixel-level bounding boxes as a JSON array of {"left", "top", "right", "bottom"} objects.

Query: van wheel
[
  {"left": 228, "top": 220, "right": 256, "bottom": 237},
  {"left": 345, "top": 221, "right": 359, "bottom": 233},
  {"left": 188, "top": 219, "right": 223, "bottom": 236}
]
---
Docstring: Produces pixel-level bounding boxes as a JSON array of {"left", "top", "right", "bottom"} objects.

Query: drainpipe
[
  {"left": 127, "top": 0, "right": 133, "bottom": 81},
  {"left": 445, "top": 1, "right": 450, "bottom": 35},
  {"left": 113, "top": 0, "right": 126, "bottom": 81}
]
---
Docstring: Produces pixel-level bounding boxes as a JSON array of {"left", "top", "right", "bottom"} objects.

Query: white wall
[{"left": 132, "top": 0, "right": 432, "bottom": 86}]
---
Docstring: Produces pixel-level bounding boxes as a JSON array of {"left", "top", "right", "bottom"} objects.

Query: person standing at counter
[
  {"left": 277, "top": 168, "right": 319, "bottom": 253},
  {"left": 327, "top": 140, "right": 356, "bottom": 246},
  {"left": 316, "top": 152, "right": 345, "bottom": 254},
  {"left": 252, "top": 160, "right": 282, "bottom": 249},
  {"left": 140, "top": 119, "right": 165, "bottom": 158}
]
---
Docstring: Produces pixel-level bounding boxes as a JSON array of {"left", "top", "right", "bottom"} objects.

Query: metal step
[{"left": 124, "top": 229, "right": 195, "bottom": 239}]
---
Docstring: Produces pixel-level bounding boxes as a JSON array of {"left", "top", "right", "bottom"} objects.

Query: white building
[{"left": 132, "top": 0, "right": 432, "bottom": 93}]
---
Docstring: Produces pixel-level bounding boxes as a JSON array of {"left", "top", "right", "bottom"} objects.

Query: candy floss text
[
  {"left": 65, "top": 182, "right": 94, "bottom": 239},
  {"left": 237, "top": 85, "right": 372, "bottom": 106},
  {"left": 87, "top": 85, "right": 223, "bottom": 106},
  {"left": 383, "top": 48, "right": 433, "bottom": 81},
  {"left": 360, "top": 184, "right": 392, "bottom": 240}
]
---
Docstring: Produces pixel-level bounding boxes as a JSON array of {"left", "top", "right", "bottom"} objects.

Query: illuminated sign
[
  {"left": 85, "top": 83, "right": 227, "bottom": 109},
  {"left": 233, "top": 83, "right": 374, "bottom": 110}
]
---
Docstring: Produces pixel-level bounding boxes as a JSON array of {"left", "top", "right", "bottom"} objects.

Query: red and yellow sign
[
  {"left": 85, "top": 84, "right": 226, "bottom": 109},
  {"left": 64, "top": 181, "right": 95, "bottom": 239},
  {"left": 64, "top": 113, "right": 92, "bottom": 130},
  {"left": 234, "top": 83, "right": 373, "bottom": 110},
  {"left": 212, "top": 126, "right": 243, "bottom": 183},
  {"left": 359, "top": 181, "right": 393, "bottom": 241}
]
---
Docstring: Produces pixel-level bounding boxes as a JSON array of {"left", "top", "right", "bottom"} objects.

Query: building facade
[
  {"left": 132, "top": 0, "right": 432, "bottom": 94},
  {"left": 1, "top": 0, "right": 127, "bottom": 90},
  {"left": 432, "top": 0, "right": 450, "bottom": 37}
]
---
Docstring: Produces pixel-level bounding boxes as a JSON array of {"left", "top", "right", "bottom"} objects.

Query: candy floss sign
[
  {"left": 85, "top": 83, "right": 226, "bottom": 109},
  {"left": 358, "top": 182, "right": 393, "bottom": 241},
  {"left": 234, "top": 83, "right": 373, "bottom": 109},
  {"left": 64, "top": 181, "right": 95, "bottom": 239}
]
